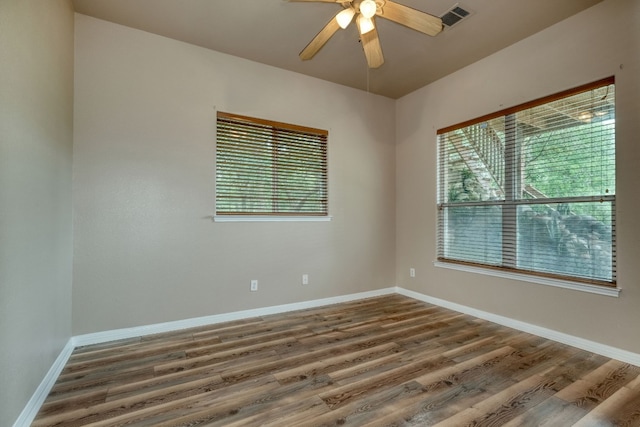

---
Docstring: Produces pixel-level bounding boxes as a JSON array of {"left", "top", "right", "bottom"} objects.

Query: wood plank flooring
[{"left": 33, "top": 295, "right": 640, "bottom": 426}]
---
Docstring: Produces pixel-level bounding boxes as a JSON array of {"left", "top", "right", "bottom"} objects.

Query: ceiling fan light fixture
[
  {"left": 359, "top": 0, "right": 377, "bottom": 19},
  {"left": 336, "top": 7, "right": 356, "bottom": 29},
  {"left": 295, "top": 0, "right": 443, "bottom": 69},
  {"left": 357, "top": 15, "right": 375, "bottom": 34}
]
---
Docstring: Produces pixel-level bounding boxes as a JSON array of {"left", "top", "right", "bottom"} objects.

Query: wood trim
[
  {"left": 217, "top": 111, "right": 328, "bottom": 136},
  {"left": 437, "top": 76, "right": 615, "bottom": 135}
]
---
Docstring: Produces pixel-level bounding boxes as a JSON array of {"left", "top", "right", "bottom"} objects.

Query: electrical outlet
[
  {"left": 410, "top": 268, "right": 416, "bottom": 278},
  {"left": 250, "top": 280, "right": 258, "bottom": 291},
  {"left": 302, "top": 274, "right": 309, "bottom": 285}
]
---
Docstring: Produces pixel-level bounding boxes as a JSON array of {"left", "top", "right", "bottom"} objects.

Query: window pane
[
  {"left": 517, "top": 202, "right": 613, "bottom": 282},
  {"left": 518, "top": 85, "right": 615, "bottom": 199},
  {"left": 439, "top": 118, "right": 505, "bottom": 204},
  {"left": 440, "top": 205, "right": 502, "bottom": 265}
]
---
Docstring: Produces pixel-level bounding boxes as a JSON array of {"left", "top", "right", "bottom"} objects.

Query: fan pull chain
[{"left": 367, "top": 65, "right": 370, "bottom": 93}]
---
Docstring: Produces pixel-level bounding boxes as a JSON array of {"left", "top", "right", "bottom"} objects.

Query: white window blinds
[
  {"left": 216, "top": 112, "right": 328, "bottom": 216},
  {"left": 437, "top": 77, "right": 616, "bottom": 286}
]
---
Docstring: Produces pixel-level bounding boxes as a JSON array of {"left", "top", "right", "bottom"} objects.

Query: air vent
[{"left": 441, "top": 4, "right": 471, "bottom": 28}]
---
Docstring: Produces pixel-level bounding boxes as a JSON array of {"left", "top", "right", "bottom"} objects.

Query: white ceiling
[{"left": 72, "top": 0, "right": 602, "bottom": 99}]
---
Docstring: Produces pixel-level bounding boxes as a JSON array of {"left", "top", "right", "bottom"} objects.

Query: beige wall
[
  {"left": 5, "top": 3, "right": 638, "bottom": 422},
  {"left": 396, "top": 0, "right": 640, "bottom": 353},
  {"left": 72, "top": 14, "right": 397, "bottom": 334},
  {"left": 0, "top": 0, "right": 74, "bottom": 425}
]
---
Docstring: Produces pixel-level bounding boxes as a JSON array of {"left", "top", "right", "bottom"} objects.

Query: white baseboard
[
  {"left": 73, "top": 287, "right": 397, "bottom": 347},
  {"left": 17, "top": 285, "right": 640, "bottom": 426},
  {"left": 395, "top": 287, "right": 640, "bottom": 367},
  {"left": 12, "top": 339, "right": 75, "bottom": 427},
  {"left": 17, "top": 288, "right": 394, "bottom": 425}
]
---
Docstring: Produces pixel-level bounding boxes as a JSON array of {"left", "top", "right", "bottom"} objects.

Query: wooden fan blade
[
  {"left": 377, "top": 0, "right": 443, "bottom": 36},
  {"left": 356, "top": 19, "right": 384, "bottom": 69},
  {"left": 300, "top": 16, "right": 341, "bottom": 60}
]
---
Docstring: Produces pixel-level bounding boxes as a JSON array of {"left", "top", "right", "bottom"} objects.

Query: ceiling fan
[{"left": 289, "top": 0, "right": 444, "bottom": 69}]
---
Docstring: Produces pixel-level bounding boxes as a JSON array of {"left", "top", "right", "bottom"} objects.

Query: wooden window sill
[
  {"left": 434, "top": 260, "right": 620, "bottom": 297},
  {"left": 213, "top": 215, "right": 332, "bottom": 222}
]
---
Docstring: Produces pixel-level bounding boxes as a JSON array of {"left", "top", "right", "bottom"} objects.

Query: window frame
[
  {"left": 215, "top": 112, "right": 329, "bottom": 220},
  {"left": 436, "top": 77, "right": 616, "bottom": 289}
]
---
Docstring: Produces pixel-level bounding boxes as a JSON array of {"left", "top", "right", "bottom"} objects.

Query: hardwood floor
[{"left": 33, "top": 295, "right": 640, "bottom": 426}]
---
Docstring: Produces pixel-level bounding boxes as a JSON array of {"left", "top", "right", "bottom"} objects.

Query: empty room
[{"left": 2, "top": 0, "right": 640, "bottom": 425}]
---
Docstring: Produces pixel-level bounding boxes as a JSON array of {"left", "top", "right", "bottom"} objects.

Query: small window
[
  {"left": 216, "top": 112, "right": 328, "bottom": 216},
  {"left": 437, "top": 77, "right": 616, "bottom": 287}
]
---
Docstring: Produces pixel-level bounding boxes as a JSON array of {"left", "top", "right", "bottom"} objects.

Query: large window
[
  {"left": 437, "top": 77, "right": 616, "bottom": 286},
  {"left": 216, "top": 112, "right": 328, "bottom": 216}
]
